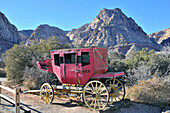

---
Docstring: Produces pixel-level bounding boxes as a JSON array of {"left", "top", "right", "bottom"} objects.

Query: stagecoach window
[
  {"left": 54, "top": 54, "right": 60, "bottom": 66},
  {"left": 64, "top": 53, "right": 76, "bottom": 64},
  {"left": 81, "top": 52, "right": 90, "bottom": 66}
]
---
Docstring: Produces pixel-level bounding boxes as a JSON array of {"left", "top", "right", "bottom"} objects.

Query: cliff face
[
  {"left": 149, "top": 28, "right": 170, "bottom": 46},
  {"left": 67, "top": 8, "right": 160, "bottom": 54},
  {"left": 0, "top": 12, "right": 20, "bottom": 57},
  {"left": 27, "top": 24, "right": 70, "bottom": 44}
]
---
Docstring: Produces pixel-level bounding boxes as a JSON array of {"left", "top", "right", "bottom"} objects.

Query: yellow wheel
[
  {"left": 105, "top": 78, "right": 125, "bottom": 103},
  {"left": 83, "top": 80, "right": 109, "bottom": 110},
  {"left": 40, "top": 83, "right": 54, "bottom": 104}
]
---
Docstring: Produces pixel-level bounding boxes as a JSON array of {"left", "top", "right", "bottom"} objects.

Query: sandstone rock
[
  {"left": 27, "top": 24, "right": 70, "bottom": 44},
  {"left": 149, "top": 28, "right": 170, "bottom": 45},
  {"left": 67, "top": 8, "right": 160, "bottom": 54}
]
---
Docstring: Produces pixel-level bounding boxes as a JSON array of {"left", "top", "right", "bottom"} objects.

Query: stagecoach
[{"left": 37, "top": 47, "right": 126, "bottom": 110}]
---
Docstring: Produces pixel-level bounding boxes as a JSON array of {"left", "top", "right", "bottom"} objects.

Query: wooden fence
[{"left": 0, "top": 81, "right": 30, "bottom": 113}]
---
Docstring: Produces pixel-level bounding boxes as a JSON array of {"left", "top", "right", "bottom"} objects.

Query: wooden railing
[{"left": 0, "top": 81, "right": 30, "bottom": 113}]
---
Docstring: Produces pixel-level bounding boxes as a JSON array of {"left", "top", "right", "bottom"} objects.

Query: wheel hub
[{"left": 92, "top": 93, "right": 100, "bottom": 99}]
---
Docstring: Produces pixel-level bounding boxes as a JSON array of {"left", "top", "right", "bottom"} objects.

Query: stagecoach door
[{"left": 63, "top": 53, "right": 78, "bottom": 84}]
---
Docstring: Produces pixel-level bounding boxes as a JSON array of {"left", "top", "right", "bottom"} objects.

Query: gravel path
[{"left": 0, "top": 77, "right": 6, "bottom": 83}]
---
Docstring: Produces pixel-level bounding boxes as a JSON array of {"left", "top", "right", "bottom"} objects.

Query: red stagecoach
[{"left": 37, "top": 47, "right": 126, "bottom": 110}]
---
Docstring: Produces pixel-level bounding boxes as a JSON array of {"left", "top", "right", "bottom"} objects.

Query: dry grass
[
  {"left": 126, "top": 76, "right": 170, "bottom": 106},
  {"left": 23, "top": 78, "right": 36, "bottom": 90}
]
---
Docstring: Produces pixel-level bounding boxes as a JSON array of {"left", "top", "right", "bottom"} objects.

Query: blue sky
[{"left": 1, "top": 0, "right": 170, "bottom": 34}]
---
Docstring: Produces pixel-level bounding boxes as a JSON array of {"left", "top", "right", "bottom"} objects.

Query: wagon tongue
[{"left": 114, "top": 72, "right": 125, "bottom": 78}]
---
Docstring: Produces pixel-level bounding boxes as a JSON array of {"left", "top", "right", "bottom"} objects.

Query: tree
[{"left": 5, "top": 37, "right": 71, "bottom": 85}]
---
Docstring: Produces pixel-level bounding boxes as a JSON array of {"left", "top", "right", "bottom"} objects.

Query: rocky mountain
[
  {"left": 27, "top": 24, "right": 70, "bottom": 44},
  {"left": 149, "top": 28, "right": 170, "bottom": 46},
  {"left": 0, "top": 11, "right": 20, "bottom": 58},
  {"left": 19, "top": 30, "right": 33, "bottom": 42},
  {"left": 67, "top": 8, "right": 160, "bottom": 54}
]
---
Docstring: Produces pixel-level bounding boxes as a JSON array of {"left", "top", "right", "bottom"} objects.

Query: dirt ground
[
  {"left": 0, "top": 78, "right": 169, "bottom": 113},
  {"left": 0, "top": 89, "right": 97, "bottom": 113},
  {"left": 0, "top": 90, "right": 166, "bottom": 113}
]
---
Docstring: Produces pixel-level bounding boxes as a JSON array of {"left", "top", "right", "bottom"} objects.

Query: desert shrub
[
  {"left": 127, "top": 76, "right": 170, "bottom": 106},
  {"left": 126, "top": 48, "right": 170, "bottom": 85},
  {"left": 23, "top": 66, "right": 57, "bottom": 89},
  {"left": 5, "top": 37, "right": 70, "bottom": 86},
  {"left": 108, "top": 50, "right": 126, "bottom": 72},
  {"left": 126, "top": 48, "right": 152, "bottom": 69},
  {"left": 0, "top": 68, "right": 6, "bottom": 77},
  {"left": 109, "top": 60, "right": 127, "bottom": 72},
  {"left": 126, "top": 61, "right": 152, "bottom": 86},
  {"left": 160, "top": 46, "right": 170, "bottom": 58},
  {"left": 5, "top": 44, "right": 31, "bottom": 83}
]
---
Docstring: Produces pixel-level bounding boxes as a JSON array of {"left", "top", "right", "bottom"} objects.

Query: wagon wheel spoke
[
  {"left": 100, "top": 93, "right": 108, "bottom": 96},
  {"left": 96, "top": 82, "right": 98, "bottom": 92},
  {"left": 116, "top": 85, "right": 122, "bottom": 89},
  {"left": 90, "top": 82, "right": 95, "bottom": 92},
  {"left": 114, "top": 94, "right": 117, "bottom": 102},
  {"left": 99, "top": 98, "right": 107, "bottom": 107},
  {"left": 97, "top": 84, "right": 102, "bottom": 93},
  {"left": 83, "top": 80, "right": 109, "bottom": 110},
  {"left": 97, "top": 99, "right": 101, "bottom": 109},
  {"left": 40, "top": 83, "right": 54, "bottom": 104},
  {"left": 85, "top": 90, "right": 93, "bottom": 95},
  {"left": 105, "top": 78, "right": 125, "bottom": 103}
]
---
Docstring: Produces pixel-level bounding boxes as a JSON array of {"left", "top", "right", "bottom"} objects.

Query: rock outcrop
[
  {"left": 19, "top": 30, "right": 33, "bottom": 42},
  {"left": 27, "top": 24, "right": 70, "bottom": 44},
  {"left": 0, "top": 11, "right": 20, "bottom": 57},
  {"left": 67, "top": 8, "right": 160, "bottom": 54},
  {"left": 149, "top": 28, "right": 170, "bottom": 46}
]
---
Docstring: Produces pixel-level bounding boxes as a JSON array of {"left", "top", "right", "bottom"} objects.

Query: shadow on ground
[{"left": 99, "top": 99, "right": 164, "bottom": 113}]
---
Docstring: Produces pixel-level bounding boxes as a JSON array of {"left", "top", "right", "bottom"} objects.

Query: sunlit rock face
[
  {"left": 0, "top": 11, "right": 20, "bottom": 57},
  {"left": 67, "top": 8, "right": 160, "bottom": 54}
]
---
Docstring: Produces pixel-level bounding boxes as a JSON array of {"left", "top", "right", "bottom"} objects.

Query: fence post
[
  {"left": 15, "top": 88, "right": 20, "bottom": 113},
  {"left": 0, "top": 81, "right": 1, "bottom": 104}
]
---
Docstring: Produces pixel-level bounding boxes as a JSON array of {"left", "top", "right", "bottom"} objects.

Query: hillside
[{"left": 27, "top": 24, "right": 70, "bottom": 44}]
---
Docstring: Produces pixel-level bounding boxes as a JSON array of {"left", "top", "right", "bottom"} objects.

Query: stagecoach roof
[{"left": 50, "top": 47, "right": 107, "bottom": 52}]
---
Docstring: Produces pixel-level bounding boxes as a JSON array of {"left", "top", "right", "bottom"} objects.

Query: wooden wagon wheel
[
  {"left": 40, "top": 83, "right": 54, "bottom": 104},
  {"left": 105, "top": 78, "right": 125, "bottom": 103},
  {"left": 83, "top": 80, "right": 109, "bottom": 110}
]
